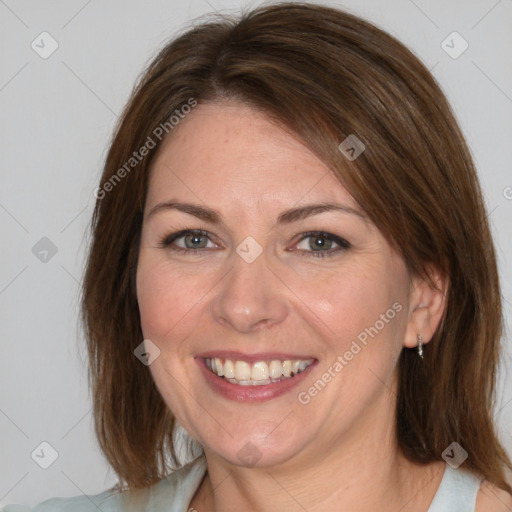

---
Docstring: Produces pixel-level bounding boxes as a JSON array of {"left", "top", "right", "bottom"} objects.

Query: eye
[
  {"left": 293, "top": 231, "right": 350, "bottom": 257},
  {"left": 159, "top": 229, "right": 218, "bottom": 252},
  {"left": 159, "top": 229, "right": 349, "bottom": 257}
]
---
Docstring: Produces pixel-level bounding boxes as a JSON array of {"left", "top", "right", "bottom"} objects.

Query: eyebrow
[{"left": 146, "top": 200, "right": 367, "bottom": 225}]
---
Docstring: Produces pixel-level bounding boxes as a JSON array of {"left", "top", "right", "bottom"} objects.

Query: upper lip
[{"left": 195, "top": 350, "right": 316, "bottom": 363}]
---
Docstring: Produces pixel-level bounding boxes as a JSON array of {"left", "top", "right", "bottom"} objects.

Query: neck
[{"left": 190, "top": 382, "right": 444, "bottom": 512}]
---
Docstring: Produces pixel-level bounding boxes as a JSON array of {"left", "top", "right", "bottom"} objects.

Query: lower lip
[{"left": 196, "top": 358, "right": 318, "bottom": 403}]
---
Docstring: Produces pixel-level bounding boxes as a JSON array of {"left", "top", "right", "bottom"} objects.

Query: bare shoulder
[{"left": 475, "top": 480, "right": 512, "bottom": 511}]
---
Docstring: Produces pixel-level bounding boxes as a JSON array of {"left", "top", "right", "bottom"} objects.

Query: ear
[{"left": 403, "top": 264, "right": 449, "bottom": 349}]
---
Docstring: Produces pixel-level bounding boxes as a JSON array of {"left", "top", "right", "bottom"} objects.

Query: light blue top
[{"left": 2, "top": 457, "right": 482, "bottom": 511}]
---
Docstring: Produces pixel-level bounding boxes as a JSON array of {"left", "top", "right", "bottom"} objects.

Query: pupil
[
  {"left": 310, "top": 235, "right": 332, "bottom": 251},
  {"left": 185, "top": 234, "right": 207, "bottom": 249}
]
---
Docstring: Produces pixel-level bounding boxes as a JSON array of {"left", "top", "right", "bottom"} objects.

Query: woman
[{"left": 5, "top": 2, "right": 511, "bottom": 511}]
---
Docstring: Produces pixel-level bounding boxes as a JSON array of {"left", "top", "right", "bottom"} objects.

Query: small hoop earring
[{"left": 417, "top": 334, "right": 424, "bottom": 359}]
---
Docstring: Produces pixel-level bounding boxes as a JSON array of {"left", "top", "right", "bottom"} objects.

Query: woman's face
[{"left": 136, "top": 101, "right": 417, "bottom": 469}]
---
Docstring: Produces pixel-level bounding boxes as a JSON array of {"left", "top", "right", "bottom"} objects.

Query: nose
[{"left": 211, "top": 251, "right": 289, "bottom": 333}]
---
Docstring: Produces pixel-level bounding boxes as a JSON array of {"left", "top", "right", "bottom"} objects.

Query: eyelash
[{"left": 158, "top": 229, "right": 351, "bottom": 258}]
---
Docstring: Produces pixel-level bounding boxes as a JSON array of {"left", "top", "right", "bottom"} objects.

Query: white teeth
[
  {"left": 251, "top": 361, "right": 269, "bottom": 381},
  {"left": 235, "top": 361, "right": 251, "bottom": 381},
  {"left": 205, "top": 357, "right": 314, "bottom": 384},
  {"left": 215, "top": 357, "right": 224, "bottom": 377},
  {"left": 269, "top": 360, "right": 282, "bottom": 379},
  {"left": 226, "top": 378, "right": 273, "bottom": 386},
  {"left": 224, "top": 359, "right": 235, "bottom": 378},
  {"left": 282, "top": 360, "right": 291, "bottom": 377},
  {"left": 298, "top": 360, "right": 308, "bottom": 372}
]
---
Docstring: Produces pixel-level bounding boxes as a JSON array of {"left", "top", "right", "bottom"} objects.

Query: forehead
[{"left": 146, "top": 101, "right": 357, "bottom": 212}]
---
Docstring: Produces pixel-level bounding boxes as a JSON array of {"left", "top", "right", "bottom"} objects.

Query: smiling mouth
[{"left": 204, "top": 357, "right": 315, "bottom": 386}]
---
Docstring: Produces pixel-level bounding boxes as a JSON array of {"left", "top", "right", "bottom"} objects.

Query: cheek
[
  {"left": 293, "top": 266, "right": 407, "bottom": 410},
  {"left": 311, "top": 274, "right": 384, "bottom": 328},
  {"left": 293, "top": 259, "right": 407, "bottom": 356},
  {"left": 136, "top": 253, "right": 204, "bottom": 344},
  {"left": 136, "top": 254, "right": 206, "bottom": 425}
]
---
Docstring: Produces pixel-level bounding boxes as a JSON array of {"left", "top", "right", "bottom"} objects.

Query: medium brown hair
[{"left": 81, "top": 2, "right": 512, "bottom": 492}]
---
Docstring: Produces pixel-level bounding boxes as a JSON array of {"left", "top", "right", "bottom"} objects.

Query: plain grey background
[{"left": 1, "top": 0, "right": 511, "bottom": 507}]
